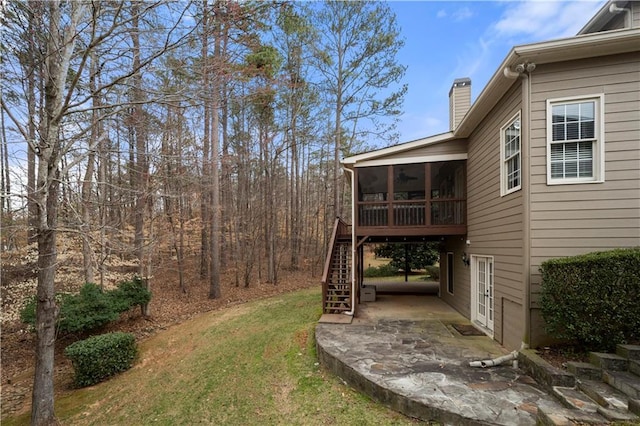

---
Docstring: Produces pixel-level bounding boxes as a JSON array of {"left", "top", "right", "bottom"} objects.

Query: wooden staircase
[{"left": 322, "top": 218, "right": 353, "bottom": 314}]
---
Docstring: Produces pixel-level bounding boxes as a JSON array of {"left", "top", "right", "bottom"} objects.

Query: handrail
[{"left": 321, "top": 217, "right": 349, "bottom": 285}]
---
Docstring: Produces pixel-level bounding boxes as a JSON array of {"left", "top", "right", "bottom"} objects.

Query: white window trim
[
  {"left": 546, "top": 94, "right": 605, "bottom": 185},
  {"left": 500, "top": 111, "right": 522, "bottom": 196}
]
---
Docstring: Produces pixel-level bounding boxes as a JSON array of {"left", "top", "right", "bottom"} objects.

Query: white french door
[{"left": 472, "top": 256, "right": 494, "bottom": 333}]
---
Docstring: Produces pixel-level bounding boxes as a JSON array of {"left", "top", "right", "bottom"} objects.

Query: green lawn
[
  {"left": 364, "top": 274, "right": 433, "bottom": 283},
  {"left": 5, "top": 288, "right": 424, "bottom": 425}
]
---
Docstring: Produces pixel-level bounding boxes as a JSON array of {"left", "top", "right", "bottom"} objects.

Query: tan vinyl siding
[
  {"left": 528, "top": 52, "right": 640, "bottom": 337},
  {"left": 381, "top": 138, "right": 468, "bottom": 162},
  {"left": 501, "top": 298, "right": 523, "bottom": 349},
  {"left": 466, "top": 81, "right": 524, "bottom": 349},
  {"left": 440, "top": 237, "right": 469, "bottom": 317},
  {"left": 454, "top": 86, "right": 471, "bottom": 128}
]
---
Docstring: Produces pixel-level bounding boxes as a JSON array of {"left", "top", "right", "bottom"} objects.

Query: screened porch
[{"left": 355, "top": 161, "right": 466, "bottom": 237}]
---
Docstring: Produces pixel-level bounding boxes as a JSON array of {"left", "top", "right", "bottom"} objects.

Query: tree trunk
[
  {"left": 200, "top": 0, "right": 211, "bottom": 279},
  {"left": 31, "top": 178, "right": 59, "bottom": 426},
  {"left": 209, "top": 0, "right": 222, "bottom": 299},
  {"left": 31, "top": 2, "right": 86, "bottom": 423},
  {"left": 81, "top": 54, "right": 100, "bottom": 285},
  {"left": 130, "top": 3, "right": 147, "bottom": 276},
  {"left": 25, "top": 0, "right": 43, "bottom": 245}
]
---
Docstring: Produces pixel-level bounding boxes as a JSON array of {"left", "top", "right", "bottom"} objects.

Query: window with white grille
[
  {"left": 547, "top": 95, "right": 604, "bottom": 184},
  {"left": 500, "top": 112, "right": 521, "bottom": 196}
]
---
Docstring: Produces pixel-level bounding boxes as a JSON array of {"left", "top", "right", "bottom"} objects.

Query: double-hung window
[
  {"left": 547, "top": 95, "right": 604, "bottom": 184},
  {"left": 500, "top": 112, "right": 521, "bottom": 196}
]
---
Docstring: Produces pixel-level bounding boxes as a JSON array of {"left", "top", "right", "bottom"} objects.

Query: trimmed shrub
[
  {"left": 539, "top": 248, "right": 640, "bottom": 351},
  {"left": 65, "top": 332, "right": 137, "bottom": 387},
  {"left": 364, "top": 263, "right": 398, "bottom": 278}
]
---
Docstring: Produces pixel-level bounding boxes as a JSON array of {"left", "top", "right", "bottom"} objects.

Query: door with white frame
[{"left": 471, "top": 255, "right": 494, "bottom": 334}]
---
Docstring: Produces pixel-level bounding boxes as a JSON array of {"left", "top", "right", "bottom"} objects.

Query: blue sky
[{"left": 388, "top": 0, "right": 607, "bottom": 143}]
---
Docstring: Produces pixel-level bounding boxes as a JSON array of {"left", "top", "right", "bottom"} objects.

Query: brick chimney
[{"left": 449, "top": 78, "right": 471, "bottom": 131}]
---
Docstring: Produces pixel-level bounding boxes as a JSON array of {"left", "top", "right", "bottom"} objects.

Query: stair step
[
  {"left": 552, "top": 386, "right": 599, "bottom": 412},
  {"left": 567, "top": 362, "right": 602, "bottom": 380},
  {"left": 578, "top": 379, "right": 629, "bottom": 411},
  {"left": 602, "top": 370, "right": 640, "bottom": 399},
  {"left": 536, "top": 405, "right": 607, "bottom": 426},
  {"left": 325, "top": 307, "right": 350, "bottom": 312},
  {"left": 596, "top": 405, "right": 639, "bottom": 422},
  {"left": 616, "top": 344, "right": 640, "bottom": 361},
  {"left": 629, "top": 398, "right": 640, "bottom": 416},
  {"left": 589, "top": 352, "right": 628, "bottom": 371},
  {"left": 630, "top": 360, "right": 640, "bottom": 377}
]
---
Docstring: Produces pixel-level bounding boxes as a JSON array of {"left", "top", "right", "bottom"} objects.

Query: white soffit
[
  {"left": 342, "top": 132, "right": 456, "bottom": 165},
  {"left": 353, "top": 153, "right": 468, "bottom": 168}
]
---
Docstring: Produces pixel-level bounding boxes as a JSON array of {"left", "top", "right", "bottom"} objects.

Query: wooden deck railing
[{"left": 357, "top": 199, "right": 466, "bottom": 227}]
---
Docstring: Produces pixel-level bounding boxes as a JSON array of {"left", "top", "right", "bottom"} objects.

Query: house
[{"left": 322, "top": 0, "right": 640, "bottom": 350}]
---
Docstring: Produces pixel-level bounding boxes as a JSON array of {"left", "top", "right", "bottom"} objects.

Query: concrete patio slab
[{"left": 316, "top": 295, "right": 567, "bottom": 425}]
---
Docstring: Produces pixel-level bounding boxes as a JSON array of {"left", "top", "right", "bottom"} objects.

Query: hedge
[
  {"left": 539, "top": 248, "right": 640, "bottom": 351},
  {"left": 65, "top": 332, "right": 137, "bottom": 387},
  {"left": 21, "top": 277, "right": 151, "bottom": 335}
]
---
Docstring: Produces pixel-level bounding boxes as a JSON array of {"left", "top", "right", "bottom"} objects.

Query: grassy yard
[
  {"left": 364, "top": 274, "right": 433, "bottom": 283},
  {"left": 5, "top": 288, "right": 422, "bottom": 425},
  {"left": 362, "top": 249, "right": 435, "bottom": 283}
]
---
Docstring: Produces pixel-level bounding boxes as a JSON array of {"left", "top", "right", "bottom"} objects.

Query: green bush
[
  {"left": 65, "top": 332, "right": 137, "bottom": 387},
  {"left": 425, "top": 265, "right": 439, "bottom": 281},
  {"left": 19, "top": 295, "right": 37, "bottom": 326},
  {"left": 539, "top": 248, "right": 640, "bottom": 351},
  {"left": 59, "top": 283, "right": 120, "bottom": 334},
  {"left": 109, "top": 276, "right": 151, "bottom": 314},
  {"left": 363, "top": 263, "right": 398, "bottom": 278},
  {"left": 20, "top": 277, "right": 152, "bottom": 335}
]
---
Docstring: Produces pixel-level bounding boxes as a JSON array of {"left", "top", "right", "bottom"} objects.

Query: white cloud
[
  {"left": 492, "top": 0, "right": 606, "bottom": 41},
  {"left": 452, "top": 7, "right": 474, "bottom": 22},
  {"left": 446, "top": 0, "right": 607, "bottom": 98},
  {"left": 437, "top": 6, "right": 473, "bottom": 22}
]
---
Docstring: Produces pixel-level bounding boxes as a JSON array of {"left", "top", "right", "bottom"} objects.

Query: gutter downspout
[
  {"left": 504, "top": 63, "right": 534, "bottom": 350},
  {"left": 610, "top": 3, "right": 631, "bottom": 29},
  {"left": 342, "top": 166, "right": 356, "bottom": 316},
  {"left": 522, "top": 65, "right": 533, "bottom": 350}
]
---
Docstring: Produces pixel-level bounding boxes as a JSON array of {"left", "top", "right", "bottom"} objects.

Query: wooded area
[{"left": 0, "top": 1, "right": 406, "bottom": 424}]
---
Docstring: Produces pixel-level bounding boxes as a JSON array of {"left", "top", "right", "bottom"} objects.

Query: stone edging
[{"left": 517, "top": 349, "right": 575, "bottom": 391}]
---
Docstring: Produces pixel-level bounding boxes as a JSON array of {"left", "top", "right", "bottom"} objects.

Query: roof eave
[
  {"left": 578, "top": 0, "right": 628, "bottom": 35},
  {"left": 341, "top": 131, "right": 455, "bottom": 166},
  {"left": 454, "top": 28, "right": 640, "bottom": 138}
]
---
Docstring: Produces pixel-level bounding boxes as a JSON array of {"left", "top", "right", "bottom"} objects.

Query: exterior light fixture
[{"left": 462, "top": 252, "right": 470, "bottom": 267}]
